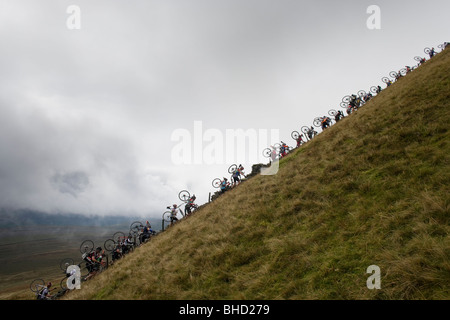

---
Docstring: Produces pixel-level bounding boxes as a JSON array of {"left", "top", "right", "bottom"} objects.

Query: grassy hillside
[{"left": 64, "top": 48, "right": 449, "bottom": 300}]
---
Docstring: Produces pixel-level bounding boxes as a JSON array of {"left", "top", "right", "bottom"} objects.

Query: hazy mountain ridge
[{"left": 0, "top": 208, "right": 159, "bottom": 229}]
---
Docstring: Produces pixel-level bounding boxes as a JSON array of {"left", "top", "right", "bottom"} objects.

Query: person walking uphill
[{"left": 167, "top": 204, "right": 183, "bottom": 226}]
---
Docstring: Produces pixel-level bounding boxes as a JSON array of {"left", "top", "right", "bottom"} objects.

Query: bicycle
[
  {"left": 437, "top": 43, "right": 447, "bottom": 51},
  {"left": 369, "top": 86, "right": 381, "bottom": 95},
  {"left": 212, "top": 177, "right": 222, "bottom": 188},
  {"left": 129, "top": 221, "right": 144, "bottom": 237},
  {"left": 113, "top": 231, "right": 126, "bottom": 244},
  {"left": 59, "top": 258, "right": 75, "bottom": 274},
  {"left": 299, "top": 126, "right": 311, "bottom": 141},
  {"left": 79, "top": 240, "right": 108, "bottom": 280},
  {"left": 342, "top": 95, "right": 360, "bottom": 110},
  {"left": 414, "top": 56, "right": 426, "bottom": 66},
  {"left": 389, "top": 70, "right": 402, "bottom": 81},
  {"left": 340, "top": 101, "right": 353, "bottom": 115},
  {"left": 398, "top": 68, "right": 407, "bottom": 76},
  {"left": 80, "top": 240, "right": 94, "bottom": 255},
  {"left": 104, "top": 238, "right": 116, "bottom": 252},
  {"left": 162, "top": 210, "right": 172, "bottom": 230},
  {"left": 291, "top": 130, "right": 300, "bottom": 140},
  {"left": 30, "top": 279, "right": 59, "bottom": 300},
  {"left": 104, "top": 237, "right": 124, "bottom": 262},
  {"left": 30, "top": 278, "right": 45, "bottom": 295},
  {"left": 104, "top": 230, "right": 133, "bottom": 253},
  {"left": 314, "top": 116, "right": 333, "bottom": 129},
  {"left": 291, "top": 131, "right": 305, "bottom": 147},
  {"left": 162, "top": 206, "right": 184, "bottom": 230},
  {"left": 329, "top": 109, "right": 344, "bottom": 122},
  {"left": 382, "top": 77, "right": 393, "bottom": 87},
  {"left": 228, "top": 164, "right": 238, "bottom": 175},
  {"left": 262, "top": 144, "right": 280, "bottom": 161},
  {"left": 301, "top": 126, "right": 317, "bottom": 140},
  {"left": 424, "top": 47, "right": 436, "bottom": 58},
  {"left": 178, "top": 190, "right": 191, "bottom": 202}
]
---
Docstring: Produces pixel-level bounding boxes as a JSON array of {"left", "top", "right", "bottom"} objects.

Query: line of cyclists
[
  {"left": 32, "top": 43, "right": 447, "bottom": 300},
  {"left": 167, "top": 194, "right": 198, "bottom": 226},
  {"left": 207, "top": 41, "right": 435, "bottom": 199},
  {"left": 283, "top": 44, "right": 446, "bottom": 158}
]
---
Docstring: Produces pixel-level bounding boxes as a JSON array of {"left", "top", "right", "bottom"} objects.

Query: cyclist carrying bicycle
[
  {"left": 280, "top": 142, "right": 289, "bottom": 158},
  {"left": 295, "top": 134, "right": 304, "bottom": 148},
  {"left": 220, "top": 178, "right": 230, "bottom": 193},
  {"left": 321, "top": 116, "right": 331, "bottom": 130},
  {"left": 307, "top": 126, "right": 317, "bottom": 140},
  {"left": 122, "top": 235, "right": 134, "bottom": 254},
  {"left": 184, "top": 195, "right": 197, "bottom": 216},
  {"left": 168, "top": 204, "right": 183, "bottom": 225},
  {"left": 232, "top": 165, "right": 244, "bottom": 186},
  {"left": 84, "top": 247, "right": 104, "bottom": 280},
  {"left": 140, "top": 221, "right": 154, "bottom": 243},
  {"left": 37, "top": 282, "right": 53, "bottom": 300},
  {"left": 335, "top": 110, "right": 344, "bottom": 122}
]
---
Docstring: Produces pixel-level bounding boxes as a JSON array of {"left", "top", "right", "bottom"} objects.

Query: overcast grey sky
[{"left": 0, "top": 0, "right": 448, "bottom": 218}]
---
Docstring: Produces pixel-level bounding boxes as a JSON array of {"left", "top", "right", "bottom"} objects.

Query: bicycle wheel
[
  {"left": 357, "top": 90, "right": 366, "bottom": 98},
  {"left": 212, "top": 178, "right": 221, "bottom": 188},
  {"left": 300, "top": 126, "right": 309, "bottom": 135},
  {"left": 113, "top": 231, "right": 126, "bottom": 244},
  {"left": 389, "top": 71, "right": 398, "bottom": 79},
  {"left": 414, "top": 56, "right": 422, "bottom": 62},
  {"left": 328, "top": 109, "right": 337, "bottom": 117},
  {"left": 163, "top": 211, "right": 172, "bottom": 223},
  {"left": 30, "top": 278, "right": 45, "bottom": 293},
  {"left": 59, "top": 258, "right": 74, "bottom": 271},
  {"left": 178, "top": 190, "right": 190, "bottom": 202},
  {"left": 381, "top": 77, "right": 390, "bottom": 83},
  {"left": 262, "top": 148, "right": 271, "bottom": 158},
  {"left": 313, "top": 118, "right": 322, "bottom": 127},
  {"left": 369, "top": 86, "right": 378, "bottom": 94},
  {"left": 424, "top": 47, "right": 431, "bottom": 54},
  {"left": 342, "top": 95, "right": 351, "bottom": 103},
  {"left": 340, "top": 101, "right": 349, "bottom": 109},
  {"left": 228, "top": 164, "right": 237, "bottom": 174},
  {"left": 80, "top": 240, "right": 94, "bottom": 254},
  {"left": 291, "top": 131, "right": 300, "bottom": 140},
  {"left": 399, "top": 68, "right": 407, "bottom": 76},
  {"left": 130, "top": 221, "right": 143, "bottom": 236},
  {"left": 104, "top": 239, "right": 115, "bottom": 252}
]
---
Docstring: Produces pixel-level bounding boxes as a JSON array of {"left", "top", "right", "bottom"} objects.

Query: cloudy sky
[{"left": 0, "top": 0, "right": 448, "bottom": 218}]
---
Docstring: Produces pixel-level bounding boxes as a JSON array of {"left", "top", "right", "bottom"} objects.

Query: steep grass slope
[{"left": 67, "top": 49, "right": 450, "bottom": 300}]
